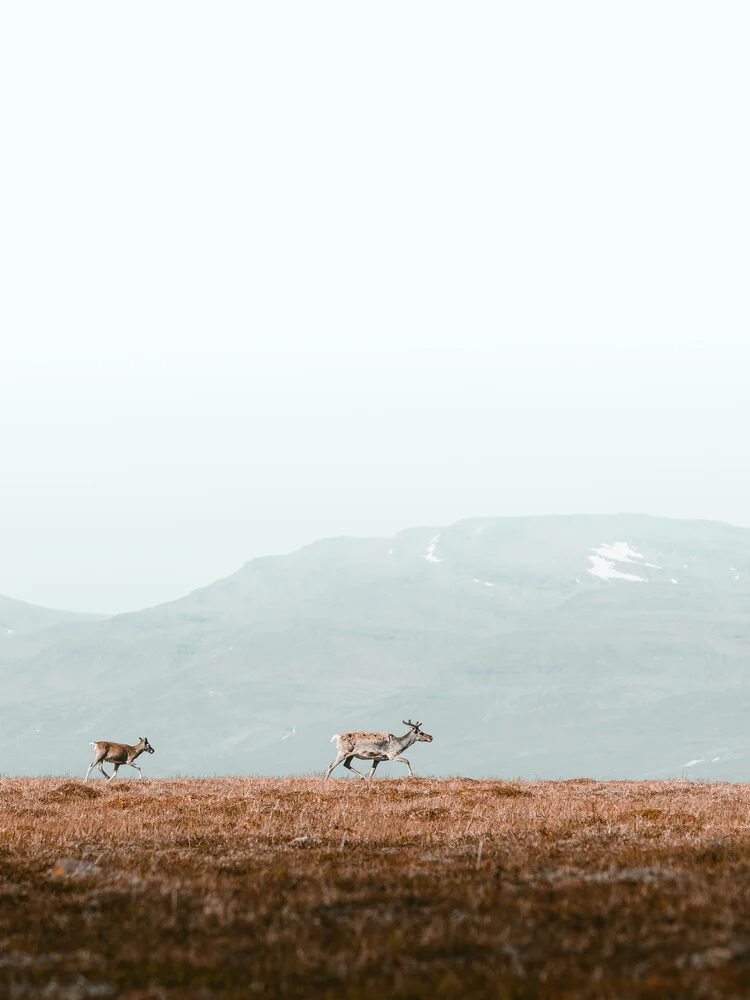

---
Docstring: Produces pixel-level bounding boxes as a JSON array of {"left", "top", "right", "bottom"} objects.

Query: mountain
[
  {"left": 1, "top": 514, "right": 750, "bottom": 780},
  {"left": 0, "top": 593, "right": 105, "bottom": 638}
]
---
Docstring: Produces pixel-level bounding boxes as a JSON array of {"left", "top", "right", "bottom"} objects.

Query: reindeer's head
[
  {"left": 403, "top": 719, "right": 433, "bottom": 742},
  {"left": 139, "top": 737, "right": 156, "bottom": 754}
]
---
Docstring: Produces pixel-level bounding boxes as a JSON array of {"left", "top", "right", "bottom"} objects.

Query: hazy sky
[{"left": 1, "top": 2, "right": 748, "bottom": 614}]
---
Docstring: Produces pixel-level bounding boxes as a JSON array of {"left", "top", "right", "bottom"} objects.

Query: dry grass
[{"left": 2, "top": 777, "right": 750, "bottom": 997}]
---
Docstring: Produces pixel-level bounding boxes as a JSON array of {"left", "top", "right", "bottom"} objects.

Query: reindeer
[
  {"left": 325, "top": 720, "right": 433, "bottom": 779},
  {"left": 84, "top": 737, "right": 155, "bottom": 781}
]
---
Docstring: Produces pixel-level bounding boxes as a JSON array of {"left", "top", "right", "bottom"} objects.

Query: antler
[{"left": 403, "top": 719, "right": 422, "bottom": 729}]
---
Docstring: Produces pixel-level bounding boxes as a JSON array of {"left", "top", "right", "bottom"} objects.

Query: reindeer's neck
[{"left": 393, "top": 730, "right": 418, "bottom": 752}]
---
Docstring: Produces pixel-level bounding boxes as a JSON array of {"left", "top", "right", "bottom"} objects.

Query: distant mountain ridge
[
  {"left": 1, "top": 513, "right": 749, "bottom": 780},
  {"left": 0, "top": 593, "right": 105, "bottom": 638}
]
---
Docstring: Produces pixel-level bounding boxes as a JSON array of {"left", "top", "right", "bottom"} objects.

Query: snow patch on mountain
[
  {"left": 593, "top": 542, "right": 644, "bottom": 564},
  {"left": 588, "top": 557, "right": 648, "bottom": 582},
  {"left": 682, "top": 748, "right": 736, "bottom": 769},
  {"left": 423, "top": 535, "right": 442, "bottom": 563},
  {"left": 587, "top": 541, "right": 650, "bottom": 582}
]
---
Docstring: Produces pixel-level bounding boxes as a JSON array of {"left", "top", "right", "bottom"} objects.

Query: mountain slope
[
  {"left": 0, "top": 593, "right": 105, "bottom": 638},
  {"left": 1, "top": 514, "right": 750, "bottom": 780}
]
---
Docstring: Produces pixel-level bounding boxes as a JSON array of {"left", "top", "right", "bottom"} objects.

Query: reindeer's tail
[
  {"left": 330, "top": 734, "right": 340, "bottom": 743},
  {"left": 89, "top": 741, "right": 97, "bottom": 746}
]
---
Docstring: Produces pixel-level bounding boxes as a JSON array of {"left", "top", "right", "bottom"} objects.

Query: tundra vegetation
[{"left": 1, "top": 777, "right": 750, "bottom": 998}]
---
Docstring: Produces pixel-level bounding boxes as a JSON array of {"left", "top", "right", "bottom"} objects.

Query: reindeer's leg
[
  {"left": 392, "top": 756, "right": 414, "bottom": 777},
  {"left": 129, "top": 762, "right": 143, "bottom": 780},
  {"left": 325, "top": 753, "right": 346, "bottom": 779},
  {"left": 368, "top": 759, "right": 380, "bottom": 779},
  {"left": 86, "top": 748, "right": 109, "bottom": 780},
  {"left": 109, "top": 763, "right": 120, "bottom": 781},
  {"left": 343, "top": 756, "right": 367, "bottom": 780}
]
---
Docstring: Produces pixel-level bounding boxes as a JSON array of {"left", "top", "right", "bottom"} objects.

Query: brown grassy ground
[{"left": 2, "top": 777, "right": 750, "bottom": 998}]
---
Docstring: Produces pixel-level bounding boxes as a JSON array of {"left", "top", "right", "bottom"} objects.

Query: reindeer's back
[
  {"left": 92, "top": 741, "right": 132, "bottom": 761},
  {"left": 337, "top": 730, "right": 386, "bottom": 742},
  {"left": 335, "top": 731, "right": 391, "bottom": 753}
]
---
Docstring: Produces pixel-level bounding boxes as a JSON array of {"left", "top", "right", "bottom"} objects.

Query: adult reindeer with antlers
[{"left": 325, "top": 720, "right": 433, "bottom": 779}]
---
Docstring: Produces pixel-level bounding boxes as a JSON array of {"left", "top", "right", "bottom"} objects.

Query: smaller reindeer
[
  {"left": 325, "top": 720, "right": 433, "bottom": 779},
  {"left": 84, "top": 737, "right": 155, "bottom": 782}
]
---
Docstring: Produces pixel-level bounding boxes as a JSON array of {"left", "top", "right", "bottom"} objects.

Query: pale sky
[{"left": 1, "top": 2, "right": 748, "bottom": 614}]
